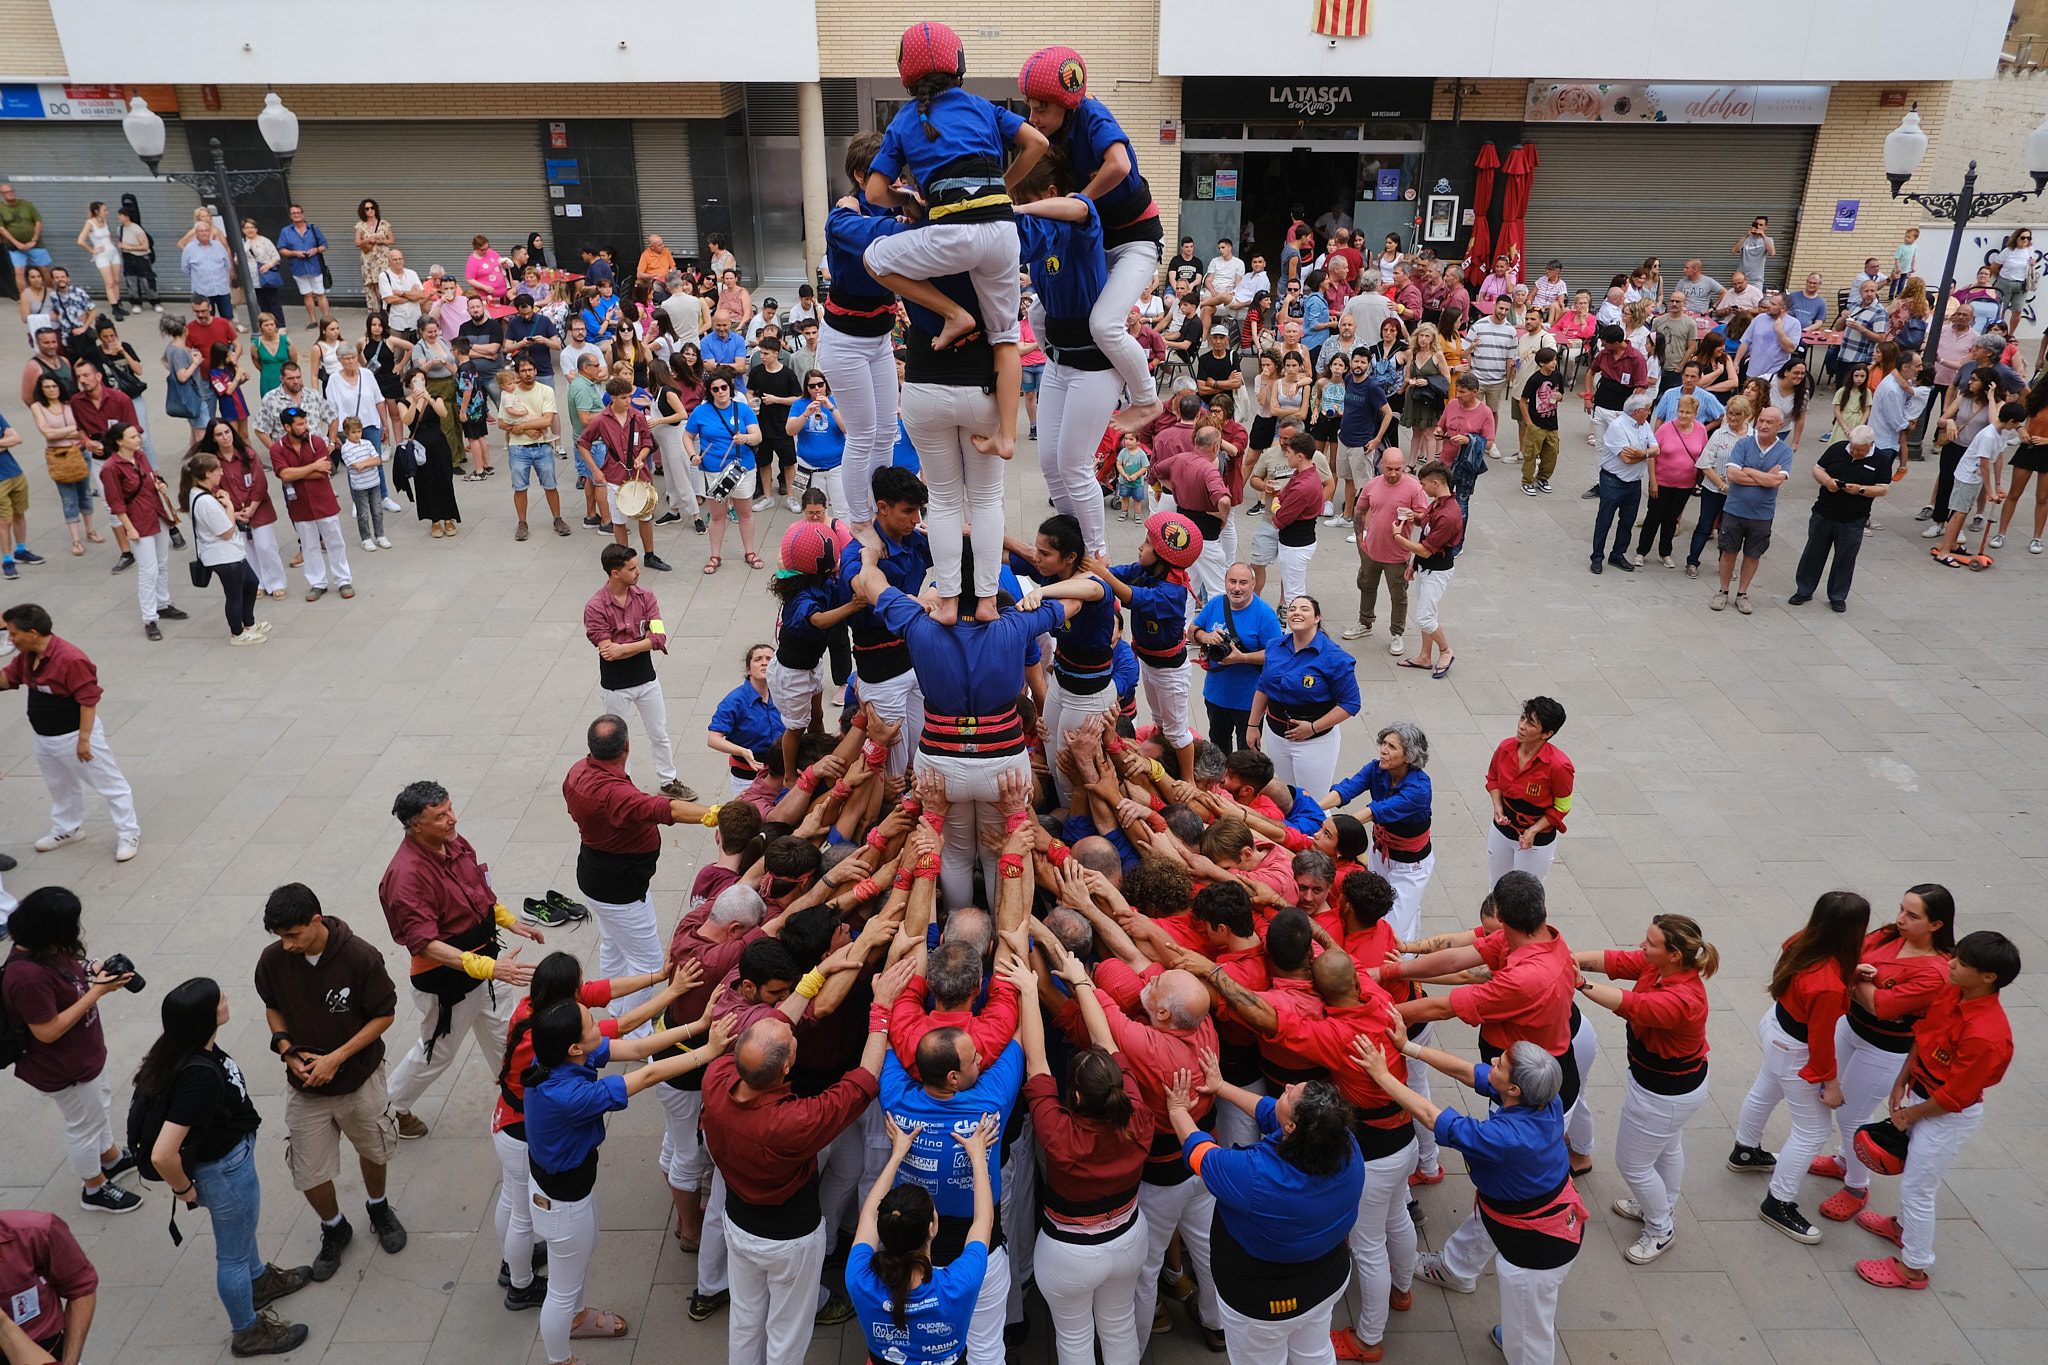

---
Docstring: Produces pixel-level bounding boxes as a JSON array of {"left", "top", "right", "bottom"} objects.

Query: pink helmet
[{"left": 1019, "top": 48, "right": 1088, "bottom": 109}]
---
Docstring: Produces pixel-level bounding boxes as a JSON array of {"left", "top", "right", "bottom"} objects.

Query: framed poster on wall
[{"left": 1424, "top": 194, "right": 1459, "bottom": 243}]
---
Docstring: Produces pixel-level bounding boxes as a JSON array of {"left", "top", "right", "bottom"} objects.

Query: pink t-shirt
[
  {"left": 1441, "top": 399, "right": 1497, "bottom": 450},
  {"left": 1353, "top": 471, "right": 1428, "bottom": 564},
  {"left": 1652, "top": 419, "right": 1707, "bottom": 487},
  {"left": 466, "top": 250, "right": 509, "bottom": 299}
]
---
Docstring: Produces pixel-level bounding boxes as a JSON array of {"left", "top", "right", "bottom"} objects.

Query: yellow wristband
[
  {"left": 794, "top": 969, "right": 827, "bottom": 999},
  {"left": 460, "top": 952, "right": 497, "bottom": 981},
  {"left": 494, "top": 903, "right": 516, "bottom": 928},
  {"left": 1149, "top": 760, "right": 1169, "bottom": 784},
  {"left": 701, "top": 804, "right": 722, "bottom": 828}
]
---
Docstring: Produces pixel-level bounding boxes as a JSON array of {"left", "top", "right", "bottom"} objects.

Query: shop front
[{"left": 1176, "top": 76, "right": 1432, "bottom": 261}]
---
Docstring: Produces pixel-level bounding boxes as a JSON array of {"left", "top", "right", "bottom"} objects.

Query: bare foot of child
[
  {"left": 974, "top": 596, "right": 999, "bottom": 623},
  {"left": 931, "top": 308, "right": 977, "bottom": 351},
  {"left": 931, "top": 595, "right": 960, "bottom": 625},
  {"left": 971, "top": 431, "right": 1017, "bottom": 461}
]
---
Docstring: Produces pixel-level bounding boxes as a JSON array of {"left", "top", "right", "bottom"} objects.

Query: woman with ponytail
[
  {"left": 1571, "top": 915, "right": 1720, "bottom": 1264},
  {"left": 521, "top": 996, "right": 736, "bottom": 1364},
  {"left": 1730, "top": 890, "right": 1870, "bottom": 1245},
  {"left": 1807, "top": 884, "right": 1956, "bottom": 1224},
  {"left": 490, "top": 952, "right": 709, "bottom": 1309},
  {"left": 1003, "top": 941, "right": 1150, "bottom": 1365},
  {"left": 847, "top": 1108, "right": 1000, "bottom": 1365}
]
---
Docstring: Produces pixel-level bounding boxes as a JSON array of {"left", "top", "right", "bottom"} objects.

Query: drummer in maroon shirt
[{"left": 376, "top": 778, "right": 544, "bottom": 1138}]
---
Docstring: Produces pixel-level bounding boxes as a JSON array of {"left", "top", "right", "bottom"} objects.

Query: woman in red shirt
[
  {"left": 1571, "top": 914, "right": 1719, "bottom": 1264},
  {"left": 1009, "top": 944, "right": 1152, "bottom": 1365},
  {"left": 1808, "top": 884, "right": 1954, "bottom": 1222},
  {"left": 1729, "top": 891, "right": 1869, "bottom": 1245},
  {"left": 491, "top": 952, "right": 707, "bottom": 1307}
]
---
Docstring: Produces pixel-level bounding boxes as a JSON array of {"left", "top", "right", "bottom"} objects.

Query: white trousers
[
  {"left": 131, "top": 527, "right": 171, "bottom": 623},
  {"left": 727, "top": 1220, "right": 829, "bottom": 1365},
  {"left": 817, "top": 1125, "right": 868, "bottom": 1252},
  {"left": 1037, "top": 363, "right": 1119, "bottom": 557},
  {"left": 531, "top": 1187, "right": 598, "bottom": 1364},
  {"left": 1276, "top": 541, "right": 1316, "bottom": 604},
  {"left": 919, "top": 751, "right": 1032, "bottom": 912},
  {"left": 584, "top": 892, "right": 661, "bottom": 1035},
  {"left": 860, "top": 668, "right": 923, "bottom": 777},
  {"left": 653, "top": 421, "right": 701, "bottom": 517},
  {"left": 864, "top": 221, "right": 1023, "bottom": 347},
  {"left": 962, "top": 1243, "right": 1012, "bottom": 1365},
  {"left": 1366, "top": 847, "right": 1433, "bottom": 946},
  {"left": 1213, "top": 1078, "right": 1266, "bottom": 1148},
  {"left": 1345, "top": 1139, "right": 1419, "bottom": 1347},
  {"left": 598, "top": 678, "right": 676, "bottom": 787},
  {"left": 1265, "top": 727, "right": 1341, "bottom": 807},
  {"left": 767, "top": 657, "right": 826, "bottom": 733},
  {"left": 1408, "top": 1021, "right": 1441, "bottom": 1173},
  {"left": 793, "top": 462, "right": 849, "bottom": 525},
  {"left": 248, "top": 521, "right": 287, "bottom": 594},
  {"left": 1094, "top": 239, "right": 1163, "bottom": 407},
  {"left": 34, "top": 720, "right": 139, "bottom": 842},
  {"left": 1190, "top": 538, "right": 1226, "bottom": 612},
  {"left": 1216, "top": 1281, "right": 1342, "bottom": 1365},
  {"left": 1486, "top": 824, "right": 1557, "bottom": 885},
  {"left": 1613, "top": 1075, "right": 1710, "bottom": 1239},
  {"left": 1899, "top": 1099, "right": 1982, "bottom": 1271},
  {"left": 1135, "top": 1177, "right": 1220, "bottom": 1333},
  {"left": 1565, "top": 1009, "right": 1601, "bottom": 1156},
  {"left": 387, "top": 978, "right": 518, "bottom": 1110},
  {"left": 1412, "top": 565, "right": 1453, "bottom": 634},
  {"left": 818, "top": 325, "right": 898, "bottom": 526},
  {"left": 294, "top": 514, "right": 353, "bottom": 589},
  {"left": 1140, "top": 660, "right": 1195, "bottom": 752},
  {"left": 1035, "top": 1217, "right": 1149, "bottom": 1365},
  {"left": 1220, "top": 516, "right": 1238, "bottom": 569},
  {"left": 49, "top": 1074, "right": 117, "bottom": 1180},
  {"left": 1041, "top": 676, "right": 1121, "bottom": 807},
  {"left": 1441, "top": 1209, "right": 1573, "bottom": 1365},
  {"left": 700, "top": 1169, "right": 731, "bottom": 1294},
  {"left": 1830, "top": 1022, "right": 1909, "bottom": 1190},
  {"left": 655, "top": 1084, "right": 711, "bottom": 1192},
  {"left": 1735, "top": 1007, "right": 1835, "bottom": 1205},
  {"left": 904, "top": 382, "right": 1004, "bottom": 599},
  {"left": 493, "top": 1127, "right": 540, "bottom": 1288}
]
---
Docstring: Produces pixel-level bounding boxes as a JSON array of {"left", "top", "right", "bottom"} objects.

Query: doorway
[{"left": 1241, "top": 149, "right": 1357, "bottom": 259}]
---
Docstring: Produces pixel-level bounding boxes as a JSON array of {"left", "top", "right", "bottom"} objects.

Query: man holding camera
[
  {"left": 0, "top": 604, "right": 140, "bottom": 863},
  {"left": 254, "top": 882, "right": 407, "bottom": 1282},
  {"left": 1189, "top": 562, "right": 1283, "bottom": 753}
]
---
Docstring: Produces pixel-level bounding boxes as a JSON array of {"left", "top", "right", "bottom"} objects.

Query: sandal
[
  {"left": 1432, "top": 655, "right": 1456, "bottom": 679},
  {"left": 1934, "top": 554, "right": 1963, "bottom": 567},
  {"left": 702, "top": 557, "right": 720, "bottom": 574},
  {"left": 1854, "top": 1210, "right": 1904, "bottom": 1247},
  {"left": 1854, "top": 1257, "right": 1927, "bottom": 1290},
  {"left": 70, "top": 543, "right": 84, "bottom": 557},
  {"left": 570, "top": 1309, "right": 628, "bottom": 1339},
  {"left": 87, "top": 531, "right": 105, "bottom": 544},
  {"left": 744, "top": 552, "right": 765, "bottom": 570},
  {"left": 1330, "top": 1327, "right": 1383, "bottom": 1362},
  {"left": 1395, "top": 658, "right": 1432, "bottom": 670}
]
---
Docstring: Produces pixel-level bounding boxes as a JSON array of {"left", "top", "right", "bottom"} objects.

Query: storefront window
[
  {"left": 1182, "top": 122, "right": 1243, "bottom": 141},
  {"left": 1245, "top": 122, "right": 1360, "bottom": 141}
]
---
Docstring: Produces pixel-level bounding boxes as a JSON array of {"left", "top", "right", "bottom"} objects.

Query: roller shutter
[
  {"left": 1522, "top": 124, "right": 1815, "bottom": 294},
  {"left": 633, "top": 121, "right": 699, "bottom": 263},
  {"left": 0, "top": 118, "right": 202, "bottom": 298},
  {"left": 284, "top": 121, "right": 550, "bottom": 301}
]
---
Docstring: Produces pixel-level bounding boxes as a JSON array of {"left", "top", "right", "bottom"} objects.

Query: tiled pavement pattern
[{"left": 1, "top": 307, "right": 2045, "bottom": 1365}]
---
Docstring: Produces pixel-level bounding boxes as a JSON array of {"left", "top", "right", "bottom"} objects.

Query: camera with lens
[
  {"left": 1203, "top": 633, "right": 1241, "bottom": 664},
  {"left": 97, "top": 953, "right": 147, "bottom": 993}
]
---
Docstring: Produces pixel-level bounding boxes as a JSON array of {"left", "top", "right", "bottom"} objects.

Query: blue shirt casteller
[
  {"left": 1330, "top": 760, "right": 1434, "bottom": 821},
  {"left": 524, "top": 1038, "right": 630, "bottom": 1175},
  {"left": 872, "top": 87, "right": 1025, "bottom": 207},
  {"left": 1183, "top": 1094, "right": 1363, "bottom": 1262},
  {"left": 876, "top": 588, "right": 1063, "bottom": 755},
  {"left": 847, "top": 1240, "right": 989, "bottom": 1365},
  {"left": 879, "top": 1041, "right": 1025, "bottom": 1224},
  {"left": 1017, "top": 198, "right": 1108, "bottom": 325},
  {"left": 1256, "top": 630, "right": 1361, "bottom": 720},
  {"left": 1109, "top": 560, "right": 1191, "bottom": 667},
  {"left": 710, "top": 679, "right": 784, "bottom": 758},
  {"left": 1432, "top": 1062, "right": 1570, "bottom": 1203},
  {"left": 1061, "top": 97, "right": 1154, "bottom": 229}
]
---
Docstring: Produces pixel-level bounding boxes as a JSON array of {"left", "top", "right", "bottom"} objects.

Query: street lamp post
[
  {"left": 1883, "top": 108, "right": 2048, "bottom": 385},
  {"left": 121, "top": 92, "right": 300, "bottom": 336}
]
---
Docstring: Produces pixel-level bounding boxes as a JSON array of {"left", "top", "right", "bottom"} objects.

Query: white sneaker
[
  {"left": 1921, "top": 524, "right": 1943, "bottom": 538},
  {"left": 2032, "top": 538, "right": 2045, "bottom": 554},
  {"left": 114, "top": 837, "right": 139, "bottom": 863},
  {"left": 1624, "top": 1229, "right": 1675, "bottom": 1264},
  {"left": 1340, "top": 623, "right": 1372, "bottom": 640},
  {"left": 1412, "top": 1253, "right": 1476, "bottom": 1294},
  {"left": 1989, "top": 533, "right": 2005, "bottom": 549},
  {"left": 362, "top": 538, "right": 377, "bottom": 551},
  {"left": 382, "top": 496, "right": 402, "bottom": 513},
  {"left": 785, "top": 496, "right": 802, "bottom": 514},
  {"left": 752, "top": 495, "right": 774, "bottom": 512},
  {"left": 34, "top": 829, "right": 81, "bottom": 852},
  {"left": 249, "top": 622, "right": 272, "bottom": 638},
  {"left": 1323, "top": 514, "right": 1350, "bottom": 527},
  {"left": 1322, "top": 500, "right": 1335, "bottom": 517},
  {"left": 1612, "top": 1198, "right": 1644, "bottom": 1222},
  {"left": 229, "top": 630, "right": 266, "bottom": 646},
  {"left": 1388, "top": 634, "right": 1405, "bottom": 657},
  {"left": 1969, "top": 514, "right": 1985, "bottom": 531},
  {"left": 376, "top": 536, "right": 392, "bottom": 548}
]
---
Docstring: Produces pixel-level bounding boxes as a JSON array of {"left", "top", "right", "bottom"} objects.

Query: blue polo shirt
[
  {"left": 825, "top": 198, "right": 912, "bottom": 313},
  {"left": 1652, "top": 386, "right": 1724, "bottom": 426},
  {"left": 1109, "top": 560, "right": 1190, "bottom": 666},
  {"left": 1063, "top": 97, "right": 1151, "bottom": 228},
  {"left": 1256, "top": 630, "right": 1361, "bottom": 720},
  {"left": 1432, "top": 1062, "right": 1568, "bottom": 1203},
  {"left": 709, "top": 680, "right": 783, "bottom": 757},
  {"left": 524, "top": 1038, "right": 629, "bottom": 1176},
  {"left": 1192, "top": 593, "right": 1284, "bottom": 711},
  {"left": 872, "top": 86, "right": 1025, "bottom": 194},
  {"left": 1183, "top": 1095, "right": 1363, "bottom": 1261},
  {"left": 875, "top": 588, "right": 1063, "bottom": 724},
  {"left": 1331, "top": 760, "right": 1433, "bottom": 819},
  {"left": 1017, "top": 199, "right": 1107, "bottom": 325},
  {"left": 700, "top": 330, "right": 749, "bottom": 387},
  {"left": 1721, "top": 433, "right": 1793, "bottom": 520},
  {"left": 276, "top": 222, "right": 326, "bottom": 278},
  {"left": 891, "top": 417, "right": 921, "bottom": 473}
]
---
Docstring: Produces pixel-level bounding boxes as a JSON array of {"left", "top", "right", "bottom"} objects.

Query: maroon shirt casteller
[
  {"left": 99, "top": 452, "right": 165, "bottom": 537},
  {"left": 0, "top": 1211, "right": 99, "bottom": 1344},
  {"left": 220, "top": 444, "right": 278, "bottom": 529},
  {"left": 562, "top": 756, "right": 674, "bottom": 856},
  {"left": 2, "top": 635, "right": 105, "bottom": 708},
  {"left": 0, "top": 948, "right": 108, "bottom": 1093},
  {"left": 270, "top": 433, "right": 341, "bottom": 522},
  {"left": 378, "top": 832, "right": 498, "bottom": 961}
]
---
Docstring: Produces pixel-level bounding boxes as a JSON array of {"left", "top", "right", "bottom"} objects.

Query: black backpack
[
  {"left": 0, "top": 955, "right": 34, "bottom": 1071},
  {"left": 126, "top": 1055, "right": 214, "bottom": 1183}
]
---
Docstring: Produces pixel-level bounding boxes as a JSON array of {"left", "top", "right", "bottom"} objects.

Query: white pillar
[{"left": 798, "top": 81, "right": 829, "bottom": 293}]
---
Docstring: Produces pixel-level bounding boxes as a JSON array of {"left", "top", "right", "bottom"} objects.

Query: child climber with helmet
[{"left": 1083, "top": 510, "right": 1206, "bottom": 779}]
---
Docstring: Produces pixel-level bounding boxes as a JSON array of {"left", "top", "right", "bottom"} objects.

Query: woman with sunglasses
[
  {"left": 786, "top": 371, "right": 849, "bottom": 523},
  {"left": 681, "top": 366, "right": 763, "bottom": 572},
  {"left": 355, "top": 200, "right": 395, "bottom": 297}
]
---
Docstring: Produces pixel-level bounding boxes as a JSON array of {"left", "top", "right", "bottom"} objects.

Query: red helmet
[
  {"left": 779, "top": 521, "right": 836, "bottom": 576},
  {"left": 1145, "top": 511, "right": 1203, "bottom": 569},
  {"left": 1019, "top": 48, "right": 1088, "bottom": 110},
  {"left": 1853, "top": 1119, "right": 1910, "bottom": 1178},
  {"left": 897, "top": 21, "right": 967, "bottom": 87}
]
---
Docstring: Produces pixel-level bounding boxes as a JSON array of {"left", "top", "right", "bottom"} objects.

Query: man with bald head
[{"left": 703, "top": 957, "right": 914, "bottom": 1365}]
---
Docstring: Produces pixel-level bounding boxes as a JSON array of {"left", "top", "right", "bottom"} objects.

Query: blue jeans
[
  {"left": 191, "top": 1133, "right": 266, "bottom": 1331},
  {"left": 1687, "top": 487, "right": 1727, "bottom": 567},
  {"left": 54, "top": 477, "right": 94, "bottom": 523},
  {"left": 509, "top": 442, "right": 557, "bottom": 491},
  {"left": 1591, "top": 469, "right": 1643, "bottom": 563},
  {"left": 1794, "top": 507, "right": 1867, "bottom": 603}
]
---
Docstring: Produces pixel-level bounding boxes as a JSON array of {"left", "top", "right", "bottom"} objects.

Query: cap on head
[
  {"left": 779, "top": 521, "right": 836, "bottom": 576},
  {"left": 898, "top": 21, "right": 966, "bottom": 86},
  {"left": 1020, "top": 47, "right": 1088, "bottom": 109},
  {"left": 1209, "top": 324, "right": 1230, "bottom": 336},
  {"left": 1145, "top": 511, "right": 1203, "bottom": 569}
]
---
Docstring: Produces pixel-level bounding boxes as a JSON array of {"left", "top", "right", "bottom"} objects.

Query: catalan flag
[{"left": 1312, "top": 0, "right": 1370, "bottom": 38}]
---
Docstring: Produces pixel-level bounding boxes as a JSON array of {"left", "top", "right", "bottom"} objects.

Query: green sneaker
[
  {"left": 688, "top": 1288, "right": 730, "bottom": 1322},
  {"left": 542, "top": 889, "right": 590, "bottom": 921},
  {"left": 814, "top": 1289, "right": 855, "bottom": 1326},
  {"left": 519, "top": 897, "right": 576, "bottom": 927}
]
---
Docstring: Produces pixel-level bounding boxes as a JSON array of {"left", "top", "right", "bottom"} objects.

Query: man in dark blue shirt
[{"left": 1336, "top": 349, "right": 1394, "bottom": 517}]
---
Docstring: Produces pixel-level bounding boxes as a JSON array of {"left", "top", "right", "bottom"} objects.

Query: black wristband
[{"left": 270, "top": 1031, "right": 292, "bottom": 1055}]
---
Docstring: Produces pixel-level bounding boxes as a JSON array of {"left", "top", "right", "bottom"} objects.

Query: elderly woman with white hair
[
  {"left": 1322, "top": 722, "right": 1433, "bottom": 943},
  {"left": 1353, "top": 1026, "right": 1581, "bottom": 1365}
]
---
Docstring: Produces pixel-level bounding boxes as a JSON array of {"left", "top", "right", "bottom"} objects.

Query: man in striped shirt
[{"left": 1465, "top": 295, "right": 1521, "bottom": 431}]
